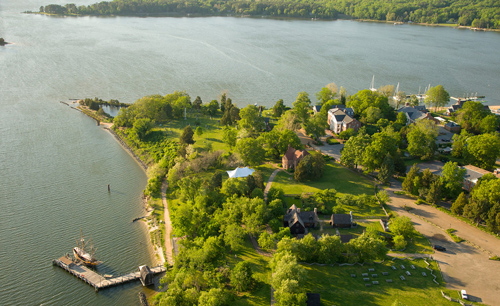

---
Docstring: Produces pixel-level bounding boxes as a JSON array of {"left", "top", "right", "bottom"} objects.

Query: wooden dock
[{"left": 52, "top": 256, "right": 166, "bottom": 291}]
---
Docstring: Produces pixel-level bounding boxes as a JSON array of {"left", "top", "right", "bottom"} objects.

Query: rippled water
[{"left": 1, "top": 0, "right": 500, "bottom": 305}]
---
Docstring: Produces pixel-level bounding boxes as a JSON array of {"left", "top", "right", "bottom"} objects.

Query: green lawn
[
  {"left": 155, "top": 115, "right": 230, "bottom": 152},
  {"left": 302, "top": 258, "right": 456, "bottom": 306},
  {"left": 229, "top": 243, "right": 460, "bottom": 306},
  {"left": 228, "top": 238, "right": 272, "bottom": 306},
  {"left": 272, "top": 162, "right": 374, "bottom": 196},
  {"left": 254, "top": 164, "right": 278, "bottom": 186},
  {"left": 226, "top": 236, "right": 455, "bottom": 306}
]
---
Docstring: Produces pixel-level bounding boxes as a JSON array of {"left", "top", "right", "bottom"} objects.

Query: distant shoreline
[{"left": 27, "top": 11, "right": 500, "bottom": 32}]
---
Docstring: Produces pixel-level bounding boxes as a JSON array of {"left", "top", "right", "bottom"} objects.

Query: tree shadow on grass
[{"left": 303, "top": 259, "right": 452, "bottom": 306}]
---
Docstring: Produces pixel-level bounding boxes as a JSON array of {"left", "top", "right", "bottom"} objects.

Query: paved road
[{"left": 384, "top": 185, "right": 500, "bottom": 306}]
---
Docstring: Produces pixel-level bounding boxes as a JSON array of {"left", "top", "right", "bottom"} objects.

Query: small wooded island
[
  {"left": 34, "top": 0, "right": 500, "bottom": 29},
  {"left": 0, "top": 38, "right": 7, "bottom": 46},
  {"left": 78, "top": 81, "right": 500, "bottom": 305}
]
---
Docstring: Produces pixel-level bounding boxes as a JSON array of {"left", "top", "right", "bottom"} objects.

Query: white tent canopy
[{"left": 227, "top": 167, "right": 255, "bottom": 178}]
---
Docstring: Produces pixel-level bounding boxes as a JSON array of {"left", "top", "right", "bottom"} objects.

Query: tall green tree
[
  {"left": 406, "top": 120, "right": 438, "bottom": 160},
  {"left": 315, "top": 82, "right": 337, "bottom": 105},
  {"left": 294, "top": 152, "right": 325, "bottom": 181},
  {"left": 402, "top": 164, "right": 420, "bottom": 195},
  {"left": 193, "top": 96, "right": 203, "bottom": 110},
  {"left": 390, "top": 216, "right": 416, "bottom": 239},
  {"left": 440, "top": 161, "right": 466, "bottom": 199},
  {"left": 272, "top": 99, "right": 286, "bottom": 117},
  {"left": 207, "top": 100, "right": 219, "bottom": 116},
  {"left": 362, "top": 127, "right": 400, "bottom": 173},
  {"left": 451, "top": 130, "right": 472, "bottom": 158},
  {"left": 304, "top": 112, "right": 327, "bottom": 139},
  {"left": 465, "top": 133, "right": 500, "bottom": 170},
  {"left": 180, "top": 125, "right": 195, "bottom": 145},
  {"left": 292, "top": 91, "right": 312, "bottom": 125},
  {"left": 230, "top": 261, "right": 253, "bottom": 292},
  {"left": 238, "top": 104, "right": 265, "bottom": 135},
  {"left": 341, "top": 132, "right": 371, "bottom": 168},
  {"left": 235, "top": 138, "right": 265, "bottom": 166},
  {"left": 426, "top": 179, "right": 443, "bottom": 204},
  {"left": 132, "top": 118, "right": 153, "bottom": 140},
  {"left": 452, "top": 192, "right": 468, "bottom": 216},
  {"left": 198, "top": 288, "right": 231, "bottom": 306},
  {"left": 222, "top": 126, "right": 237, "bottom": 148},
  {"left": 378, "top": 153, "right": 395, "bottom": 183},
  {"left": 425, "top": 85, "right": 449, "bottom": 111},
  {"left": 455, "top": 101, "right": 490, "bottom": 134}
]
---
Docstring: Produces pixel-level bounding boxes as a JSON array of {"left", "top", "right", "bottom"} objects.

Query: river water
[{"left": 1, "top": 0, "right": 500, "bottom": 305}]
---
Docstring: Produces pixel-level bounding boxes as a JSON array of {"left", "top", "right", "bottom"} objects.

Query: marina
[{"left": 52, "top": 256, "right": 166, "bottom": 292}]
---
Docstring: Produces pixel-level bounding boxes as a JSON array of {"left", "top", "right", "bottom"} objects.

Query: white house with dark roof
[{"left": 327, "top": 108, "right": 360, "bottom": 134}]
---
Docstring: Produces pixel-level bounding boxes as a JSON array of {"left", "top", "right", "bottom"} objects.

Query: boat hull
[{"left": 73, "top": 248, "right": 100, "bottom": 266}]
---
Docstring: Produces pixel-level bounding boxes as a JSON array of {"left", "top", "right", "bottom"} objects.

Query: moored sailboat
[{"left": 73, "top": 229, "right": 102, "bottom": 266}]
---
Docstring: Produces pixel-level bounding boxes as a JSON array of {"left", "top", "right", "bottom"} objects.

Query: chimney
[
  {"left": 350, "top": 211, "right": 353, "bottom": 224},
  {"left": 297, "top": 208, "right": 301, "bottom": 213},
  {"left": 314, "top": 208, "right": 317, "bottom": 214},
  {"left": 405, "top": 102, "right": 410, "bottom": 106}
]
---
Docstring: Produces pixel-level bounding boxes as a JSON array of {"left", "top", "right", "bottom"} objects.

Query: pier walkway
[{"left": 53, "top": 256, "right": 166, "bottom": 291}]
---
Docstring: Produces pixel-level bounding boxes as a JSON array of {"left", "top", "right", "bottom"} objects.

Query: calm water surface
[{"left": 1, "top": 0, "right": 500, "bottom": 305}]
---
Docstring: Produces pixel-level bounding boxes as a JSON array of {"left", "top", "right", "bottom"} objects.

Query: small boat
[{"left": 73, "top": 229, "right": 102, "bottom": 266}]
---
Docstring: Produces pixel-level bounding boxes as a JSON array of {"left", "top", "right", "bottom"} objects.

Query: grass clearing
[
  {"left": 228, "top": 238, "right": 272, "bottom": 306},
  {"left": 272, "top": 162, "right": 374, "bottom": 196},
  {"left": 227, "top": 238, "right": 455, "bottom": 306},
  {"left": 254, "top": 164, "right": 278, "bottom": 185},
  {"left": 302, "top": 258, "right": 455, "bottom": 306}
]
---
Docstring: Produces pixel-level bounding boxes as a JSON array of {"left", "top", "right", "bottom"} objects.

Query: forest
[{"left": 36, "top": 0, "right": 500, "bottom": 29}]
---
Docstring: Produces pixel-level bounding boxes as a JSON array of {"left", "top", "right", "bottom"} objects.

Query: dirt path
[
  {"left": 264, "top": 169, "right": 281, "bottom": 202},
  {"left": 161, "top": 182, "right": 175, "bottom": 266}
]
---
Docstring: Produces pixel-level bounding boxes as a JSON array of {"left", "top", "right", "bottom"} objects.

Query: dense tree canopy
[
  {"left": 114, "top": 91, "right": 191, "bottom": 127},
  {"left": 38, "top": 0, "right": 500, "bottom": 29},
  {"left": 406, "top": 120, "right": 438, "bottom": 160},
  {"left": 455, "top": 101, "right": 497, "bottom": 134}
]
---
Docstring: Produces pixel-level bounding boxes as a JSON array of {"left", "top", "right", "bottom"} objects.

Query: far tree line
[{"left": 36, "top": 0, "right": 500, "bottom": 29}]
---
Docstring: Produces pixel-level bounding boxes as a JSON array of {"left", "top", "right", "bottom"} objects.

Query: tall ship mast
[{"left": 73, "top": 229, "right": 101, "bottom": 266}]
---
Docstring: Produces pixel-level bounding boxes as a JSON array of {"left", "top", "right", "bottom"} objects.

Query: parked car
[
  {"left": 461, "top": 289, "right": 468, "bottom": 300},
  {"left": 433, "top": 245, "right": 446, "bottom": 251}
]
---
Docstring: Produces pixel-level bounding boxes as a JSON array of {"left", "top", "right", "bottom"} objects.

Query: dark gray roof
[
  {"left": 463, "top": 165, "right": 491, "bottom": 183},
  {"left": 445, "top": 122, "right": 460, "bottom": 127},
  {"left": 288, "top": 212, "right": 305, "bottom": 229},
  {"left": 334, "top": 114, "right": 346, "bottom": 122},
  {"left": 284, "top": 205, "right": 317, "bottom": 227},
  {"left": 313, "top": 105, "right": 322, "bottom": 112},
  {"left": 331, "top": 214, "right": 351, "bottom": 225},
  {"left": 306, "top": 293, "right": 321, "bottom": 306},
  {"left": 398, "top": 106, "right": 425, "bottom": 121},
  {"left": 339, "top": 234, "right": 353, "bottom": 243}
]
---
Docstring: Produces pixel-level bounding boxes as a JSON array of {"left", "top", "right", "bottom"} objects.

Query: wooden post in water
[{"left": 108, "top": 184, "right": 110, "bottom": 192}]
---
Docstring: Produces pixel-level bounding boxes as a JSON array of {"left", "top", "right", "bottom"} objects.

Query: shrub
[{"left": 326, "top": 137, "right": 340, "bottom": 145}]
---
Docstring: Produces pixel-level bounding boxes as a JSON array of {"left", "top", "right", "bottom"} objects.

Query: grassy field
[
  {"left": 228, "top": 238, "right": 272, "bottom": 306},
  {"left": 272, "top": 162, "right": 374, "bottom": 196},
  {"left": 302, "top": 258, "right": 456, "bottom": 306},
  {"left": 228, "top": 238, "right": 455, "bottom": 306}
]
